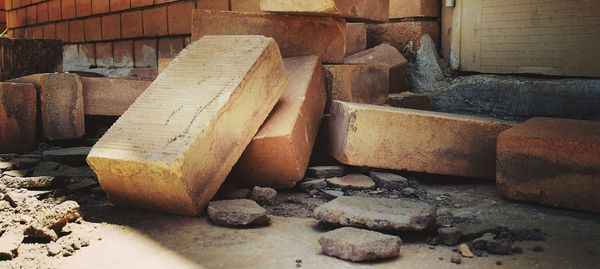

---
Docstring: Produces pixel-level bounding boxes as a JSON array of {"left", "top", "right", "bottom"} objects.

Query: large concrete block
[
  {"left": 345, "top": 23, "right": 367, "bottom": 56},
  {"left": 230, "top": 56, "right": 326, "bottom": 189},
  {"left": 260, "top": 0, "right": 390, "bottom": 22},
  {"left": 497, "top": 118, "right": 600, "bottom": 213},
  {"left": 191, "top": 10, "right": 346, "bottom": 63},
  {"left": 40, "top": 74, "right": 85, "bottom": 140},
  {"left": 345, "top": 44, "right": 408, "bottom": 92},
  {"left": 80, "top": 78, "right": 151, "bottom": 116},
  {"left": 87, "top": 36, "right": 288, "bottom": 216},
  {"left": 0, "top": 83, "right": 37, "bottom": 154},
  {"left": 324, "top": 64, "right": 389, "bottom": 105},
  {"left": 367, "top": 21, "right": 440, "bottom": 54},
  {"left": 328, "top": 101, "right": 514, "bottom": 179},
  {"left": 389, "top": 0, "right": 440, "bottom": 19}
]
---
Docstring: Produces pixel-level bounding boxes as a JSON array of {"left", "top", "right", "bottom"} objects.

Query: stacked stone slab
[
  {"left": 191, "top": 10, "right": 346, "bottom": 63},
  {"left": 345, "top": 43, "right": 409, "bottom": 92},
  {"left": 367, "top": 21, "right": 441, "bottom": 54},
  {"left": 497, "top": 117, "right": 600, "bottom": 214},
  {"left": 324, "top": 64, "right": 389, "bottom": 105},
  {"left": 230, "top": 56, "right": 326, "bottom": 189},
  {"left": 260, "top": 0, "right": 390, "bottom": 22},
  {"left": 86, "top": 36, "right": 288, "bottom": 216},
  {"left": 80, "top": 78, "right": 151, "bottom": 116},
  {"left": 345, "top": 23, "right": 367, "bottom": 56},
  {"left": 0, "top": 83, "right": 37, "bottom": 153},
  {"left": 328, "top": 101, "right": 515, "bottom": 179},
  {"left": 389, "top": 0, "right": 440, "bottom": 19}
]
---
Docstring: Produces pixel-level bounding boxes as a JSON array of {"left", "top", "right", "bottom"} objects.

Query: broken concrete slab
[
  {"left": 318, "top": 227, "right": 402, "bottom": 262},
  {"left": 0, "top": 82, "right": 37, "bottom": 154},
  {"left": 306, "top": 166, "right": 345, "bottom": 179},
  {"left": 87, "top": 36, "right": 288, "bottom": 216},
  {"left": 207, "top": 199, "right": 270, "bottom": 227},
  {"left": 39, "top": 73, "right": 85, "bottom": 140},
  {"left": 328, "top": 101, "right": 515, "bottom": 179},
  {"left": 261, "top": 0, "right": 390, "bottom": 22},
  {"left": 367, "top": 21, "right": 440, "bottom": 56},
  {"left": 497, "top": 117, "right": 600, "bottom": 214},
  {"left": 0, "top": 228, "right": 24, "bottom": 260},
  {"left": 368, "top": 171, "right": 409, "bottom": 190},
  {"left": 314, "top": 196, "right": 436, "bottom": 231},
  {"left": 0, "top": 176, "right": 56, "bottom": 189},
  {"left": 326, "top": 174, "right": 376, "bottom": 190},
  {"left": 344, "top": 43, "right": 408, "bottom": 92},
  {"left": 324, "top": 64, "right": 389, "bottom": 105},
  {"left": 42, "top": 147, "right": 91, "bottom": 166},
  {"left": 389, "top": 0, "right": 439, "bottom": 19},
  {"left": 230, "top": 56, "right": 326, "bottom": 189},
  {"left": 387, "top": 92, "right": 432, "bottom": 110},
  {"left": 346, "top": 23, "right": 367, "bottom": 56},
  {"left": 26, "top": 201, "right": 81, "bottom": 241},
  {"left": 192, "top": 10, "right": 346, "bottom": 63},
  {"left": 80, "top": 78, "right": 151, "bottom": 116}
]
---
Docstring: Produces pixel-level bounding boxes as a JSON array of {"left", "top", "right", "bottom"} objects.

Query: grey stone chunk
[
  {"left": 0, "top": 228, "right": 24, "bottom": 260},
  {"left": 42, "top": 147, "right": 91, "bottom": 166},
  {"left": 320, "top": 190, "right": 344, "bottom": 200},
  {"left": 248, "top": 186, "right": 277, "bottom": 205},
  {"left": 306, "top": 166, "right": 345, "bottom": 179},
  {"left": 438, "top": 227, "right": 462, "bottom": 246},
  {"left": 314, "top": 196, "right": 436, "bottom": 231},
  {"left": 368, "top": 171, "right": 409, "bottom": 190},
  {"left": 318, "top": 227, "right": 402, "bottom": 262},
  {"left": 487, "top": 239, "right": 513, "bottom": 255},
  {"left": 207, "top": 199, "right": 270, "bottom": 227},
  {"left": 326, "top": 174, "right": 375, "bottom": 190}
]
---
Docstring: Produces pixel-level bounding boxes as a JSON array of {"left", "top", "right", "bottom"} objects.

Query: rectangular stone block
[
  {"left": 80, "top": 78, "right": 151, "bottom": 116},
  {"left": 389, "top": 0, "right": 440, "bottom": 19},
  {"left": 345, "top": 44, "right": 408, "bottom": 92},
  {"left": 191, "top": 10, "right": 347, "bottom": 63},
  {"left": 497, "top": 117, "right": 600, "bottom": 214},
  {"left": 367, "top": 21, "right": 440, "bottom": 55},
  {"left": 0, "top": 83, "right": 37, "bottom": 154},
  {"left": 324, "top": 64, "right": 389, "bottom": 106},
  {"left": 231, "top": 0, "right": 261, "bottom": 12},
  {"left": 260, "top": 0, "right": 390, "bottom": 22},
  {"left": 0, "top": 38, "right": 63, "bottom": 81},
  {"left": 328, "top": 101, "right": 514, "bottom": 179},
  {"left": 40, "top": 74, "right": 85, "bottom": 140},
  {"left": 87, "top": 36, "right": 288, "bottom": 216},
  {"left": 230, "top": 56, "right": 326, "bottom": 189},
  {"left": 345, "top": 23, "right": 367, "bottom": 56}
]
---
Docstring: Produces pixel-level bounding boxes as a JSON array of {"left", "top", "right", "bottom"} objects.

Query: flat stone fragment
[
  {"left": 324, "top": 64, "right": 389, "bottom": 106},
  {"left": 326, "top": 174, "right": 375, "bottom": 189},
  {"left": 248, "top": 186, "right": 277, "bottom": 205},
  {"left": 2, "top": 170, "right": 29, "bottom": 177},
  {"left": 261, "top": 0, "right": 390, "bottom": 22},
  {"left": 344, "top": 44, "right": 408, "bottom": 92},
  {"left": 346, "top": 23, "right": 367, "bottom": 56},
  {"left": 39, "top": 73, "right": 85, "bottom": 140},
  {"left": 328, "top": 101, "right": 515, "bottom": 179},
  {"left": 318, "top": 227, "right": 402, "bottom": 262},
  {"left": 80, "top": 78, "right": 151, "bottom": 116},
  {"left": 192, "top": 10, "right": 346, "bottom": 63},
  {"left": 389, "top": 0, "right": 439, "bottom": 19},
  {"left": 306, "top": 166, "right": 345, "bottom": 179},
  {"left": 0, "top": 229, "right": 24, "bottom": 260},
  {"left": 230, "top": 56, "right": 327, "bottom": 189},
  {"left": 314, "top": 196, "right": 436, "bottom": 231},
  {"left": 42, "top": 147, "right": 91, "bottom": 166},
  {"left": 0, "top": 176, "right": 56, "bottom": 189},
  {"left": 368, "top": 172, "right": 409, "bottom": 190},
  {"left": 497, "top": 117, "right": 600, "bottom": 214},
  {"left": 387, "top": 92, "right": 432, "bottom": 110},
  {"left": 0, "top": 82, "right": 37, "bottom": 154},
  {"left": 207, "top": 199, "right": 270, "bottom": 226},
  {"left": 86, "top": 36, "right": 288, "bottom": 216}
]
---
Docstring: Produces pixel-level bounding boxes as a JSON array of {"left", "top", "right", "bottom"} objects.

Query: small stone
[
  {"left": 319, "top": 190, "right": 344, "bottom": 200},
  {"left": 496, "top": 261, "right": 502, "bottom": 266},
  {"left": 471, "top": 233, "right": 495, "bottom": 250},
  {"left": 207, "top": 199, "right": 270, "bottom": 227},
  {"left": 450, "top": 255, "right": 462, "bottom": 264},
  {"left": 309, "top": 190, "right": 319, "bottom": 196},
  {"left": 459, "top": 243, "right": 474, "bottom": 258},
  {"left": 318, "top": 227, "right": 402, "bottom": 262},
  {"left": 438, "top": 227, "right": 462, "bottom": 246},
  {"left": 17, "top": 215, "right": 34, "bottom": 224},
  {"left": 326, "top": 174, "right": 376, "bottom": 190},
  {"left": 438, "top": 257, "right": 443, "bottom": 261},
  {"left": 511, "top": 246, "right": 523, "bottom": 254},
  {"left": 42, "top": 147, "right": 91, "bottom": 166},
  {"left": 299, "top": 178, "right": 327, "bottom": 192},
  {"left": 368, "top": 171, "right": 409, "bottom": 190},
  {"left": 249, "top": 187, "right": 277, "bottom": 205},
  {"left": 487, "top": 239, "right": 513, "bottom": 255},
  {"left": 0, "top": 228, "right": 24, "bottom": 260},
  {"left": 47, "top": 242, "right": 62, "bottom": 256},
  {"left": 295, "top": 259, "right": 302, "bottom": 263},
  {"left": 306, "top": 166, "right": 345, "bottom": 179},
  {"left": 532, "top": 246, "right": 544, "bottom": 252}
]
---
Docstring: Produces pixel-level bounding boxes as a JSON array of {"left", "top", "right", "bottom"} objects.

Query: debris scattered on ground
[
  {"left": 450, "top": 255, "right": 462, "bottom": 264},
  {"left": 459, "top": 243, "right": 475, "bottom": 258},
  {"left": 368, "top": 171, "right": 409, "bottom": 191},
  {"left": 438, "top": 227, "right": 462, "bottom": 246},
  {"left": 249, "top": 186, "right": 277, "bottom": 205},
  {"left": 207, "top": 199, "right": 270, "bottom": 227},
  {"left": 318, "top": 227, "right": 402, "bottom": 262},
  {"left": 326, "top": 174, "right": 376, "bottom": 190}
]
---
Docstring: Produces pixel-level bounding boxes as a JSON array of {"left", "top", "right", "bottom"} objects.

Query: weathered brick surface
[
  {"left": 389, "top": 0, "right": 440, "bottom": 19},
  {"left": 0, "top": 82, "right": 37, "bottom": 153},
  {"left": 0, "top": 38, "right": 62, "bottom": 81},
  {"left": 87, "top": 36, "right": 288, "bottom": 216},
  {"left": 80, "top": 78, "right": 151, "bottom": 116},
  {"left": 230, "top": 56, "right": 326, "bottom": 189},
  {"left": 345, "top": 43, "right": 408, "bottom": 92},
  {"left": 192, "top": 10, "right": 347, "bottom": 63},
  {"left": 261, "top": 0, "right": 390, "bottom": 22},
  {"left": 497, "top": 117, "right": 600, "bottom": 213},
  {"left": 39, "top": 73, "right": 85, "bottom": 140},
  {"left": 328, "top": 101, "right": 514, "bottom": 179},
  {"left": 367, "top": 21, "right": 440, "bottom": 54},
  {"left": 231, "top": 0, "right": 260, "bottom": 12},
  {"left": 324, "top": 64, "right": 389, "bottom": 105},
  {"left": 345, "top": 23, "right": 366, "bottom": 56}
]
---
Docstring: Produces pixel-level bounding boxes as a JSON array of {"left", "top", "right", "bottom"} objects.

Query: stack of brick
[{"left": 0, "top": 0, "right": 6, "bottom": 31}]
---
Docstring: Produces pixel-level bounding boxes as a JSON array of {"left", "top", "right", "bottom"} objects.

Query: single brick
[
  {"left": 192, "top": 10, "right": 346, "bottom": 63},
  {"left": 39, "top": 73, "right": 85, "bottom": 140},
  {"left": 86, "top": 36, "right": 288, "bottom": 216},
  {"left": 230, "top": 56, "right": 327, "bottom": 189},
  {"left": 121, "top": 11, "right": 143, "bottom": 38},
  {"left": 81, "top": 77, "right": 151, "bottom": 116},
  {"left": 389, "top": 0, "right": 440, "bottom": 19},
  {"left": 261, "top": 0, "right": 390, "bottom": 22},
  {"left": 497, "top": 118, "right": 600, "bottom": 214},
  {"left": 328, "top": 101, "right": 514, "bottom": 179},
  {"left": 101, "top": 14, "right": 121, "bottom": 40},
  {"left": 230, "top": 0, "right": 260, "bottom": 12},
  {"left": 324, "top": 64, "right": 389, "bottom": 105},
  {"left": 0, "top": 83, "right": 37, "bottom": 154},
  {"left": 134, "top": 39, "right": 157, "bottom": 68},
  {"left": 168, "top": 1, "right": 193, "bottom": 35},
  {"left": 143, "top": 6, "right": 168, "bottom": 37},
  {"left": 345, "top": 23, "right": 367, "bottom": 56},
  {"left": 345, "top": 43, "right": 409, "bottom": 92}
]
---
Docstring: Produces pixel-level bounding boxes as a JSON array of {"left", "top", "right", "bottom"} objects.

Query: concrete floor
[{"left": 55, "top": 183, "right": 600, "bottom": 269}]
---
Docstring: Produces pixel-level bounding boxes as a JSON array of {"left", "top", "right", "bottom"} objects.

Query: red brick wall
[
  {"left": 4, "top": 0, "right": 229, "bottom": 69},
  {"left": 0, "top": 0, "right": 6, "bottom": 31}
]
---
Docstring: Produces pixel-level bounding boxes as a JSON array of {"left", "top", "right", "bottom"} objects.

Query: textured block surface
[
  {"left": 389, "top": 0, "right": 440, "bottom": 19},
  {"left": 81, "top": 78, "right": 151, "bottom": 116},
  {"left": 191, "top": 10, "right": 346, "bottom": 63},
  {"left": 40, "top": 73, "right": 85, "bottom": 140},
  {"left": 324, "top": 64, "right": 389, "bottom": 105},
  {"left": 0, "top": 83, "right": 37, "bottom": 154},
  {"left": 345, "top": 23, "right": 367, "bottom": 56},
  {"left": 345, "top": 44, "right": 408, "bottom": 92},
  {"left": 87, "top": 36, "right": 288, "bottom": 216},
  {"left": 260, "top": 0, "right": 390, "bottom": 22},
  {"left": 497, "top": 117, "right": 600, "bottom": 213},
  {"left": 328, "top": 101, "right": 514, "bottom": 179},
  {"left": 230, "top": 56, "right": 326, "bottom": 189},
  {"left": 367, "top": 21, "right": 440, "bottom": 53}
]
